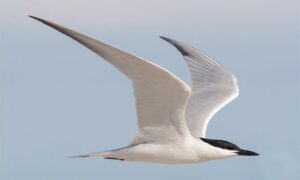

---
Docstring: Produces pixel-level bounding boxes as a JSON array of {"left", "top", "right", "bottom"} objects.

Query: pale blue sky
[{"left": 1, "top": 0, "right": 299, "bottom": 179}]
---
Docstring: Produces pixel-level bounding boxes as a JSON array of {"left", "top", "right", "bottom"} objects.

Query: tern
[{"left": 30, "top": 16, "right": 259, "bottom": 164}]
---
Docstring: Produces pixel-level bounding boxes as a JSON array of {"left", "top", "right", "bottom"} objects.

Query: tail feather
[
  {"left": 68, "top": 146, "right": 130, "bottom": 159},
  {"left": 68, "top": 151, "right": 112, "bottom": 158},
  {"left": 68, "top": 154, "right": 92, "bottom": 158}
]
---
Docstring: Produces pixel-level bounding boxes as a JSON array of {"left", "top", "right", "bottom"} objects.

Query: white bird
[{"left": 30, "top": 16, "right": 259, "bottom": 164}]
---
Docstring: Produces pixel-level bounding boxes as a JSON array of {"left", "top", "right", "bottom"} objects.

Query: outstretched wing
[
  {"left": 161, "top": 36, "right": 239, "bottom": 138},
  {"left": 30, "top": 16, "right": 192, "bottom": 144}
]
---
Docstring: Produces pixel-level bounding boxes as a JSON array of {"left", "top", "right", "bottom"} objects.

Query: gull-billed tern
[{"left": 29, "top": 16, "right": 259, "bottom": 164}]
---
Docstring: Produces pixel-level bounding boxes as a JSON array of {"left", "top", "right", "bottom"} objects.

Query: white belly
[{"left": 106, "top": 141, "right": 218, "bottom": 164}]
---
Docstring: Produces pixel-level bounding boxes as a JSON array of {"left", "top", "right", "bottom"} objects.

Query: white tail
[{"left": 69, "top": 151, "right": 113, "bottom": 158}]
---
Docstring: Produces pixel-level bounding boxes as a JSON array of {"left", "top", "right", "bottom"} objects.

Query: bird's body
[
  {"left": 89, "top": 137, "right": 235, "bottom": 164},
  {"left": 30, "top": 16, "right": 258, "bottom": 164}
]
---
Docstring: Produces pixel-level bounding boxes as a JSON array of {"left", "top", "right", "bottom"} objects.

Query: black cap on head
[{"left": 200, "top": 138, "right": 259, "bottom": 156}]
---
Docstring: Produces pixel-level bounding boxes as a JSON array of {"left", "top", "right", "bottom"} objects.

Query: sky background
[{"left": 0, "top": 0, "right": 299, "bottom": 179}]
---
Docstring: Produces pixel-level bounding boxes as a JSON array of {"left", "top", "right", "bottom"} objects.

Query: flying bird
[{"left": 29, "top": 16, "right": 259, "bottom": 164}]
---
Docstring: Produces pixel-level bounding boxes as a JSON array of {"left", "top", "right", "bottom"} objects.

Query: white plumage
[{"left": 30, "top": 16, "right": 258, "bottom": 164}]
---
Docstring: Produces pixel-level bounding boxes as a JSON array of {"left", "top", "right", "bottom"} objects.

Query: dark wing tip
[
  {"left": 105, "top": 157, "right": 125, "bottom": 161},
  {"left": 159, "top": 36, "right": 171, "bottom": 42},
  {"left": 159, "top": 36, "right": 189, "bottom": 56},
  {"left": 28, "top": 15, "right": 69, "bottom": 36},
  {"left": 28, "top": 15, "right": 55, "bottom": 31},
  {"left": 28, "top": 15, "right": 42, "bottom": 21},
  {"left": 159, "top": 36, "right": 176, "bottom": 46},
  {"left": 28, "top": 15, "right": 51, "bottom": 25}
]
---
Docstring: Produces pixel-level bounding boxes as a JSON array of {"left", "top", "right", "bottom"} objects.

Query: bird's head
[{"left": 200, "top": 138, "right": 259, "bottom": 156}]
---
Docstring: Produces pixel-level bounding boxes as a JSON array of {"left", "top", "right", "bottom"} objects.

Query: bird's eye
[{"left": 225, "top": 146, "right": 233, "bottom": 150}]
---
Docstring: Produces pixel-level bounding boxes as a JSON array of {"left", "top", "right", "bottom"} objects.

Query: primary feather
[{"left": 160, "top": 36, "right": 239, "bottom": 138}]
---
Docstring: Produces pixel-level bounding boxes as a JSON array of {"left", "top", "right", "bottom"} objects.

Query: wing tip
[
  {"left": 159, "top": 36, "right": 189, "bottom": 56},
  {"left": 28, "top": 15, "right": 44, "bottom": 22},
  {"left": 159, "top": 36, "right": 176, "bottom": 46},
  {"left": 28, "top": 15, "right": 58, "bottom": 29},
  {"left": 159, "top": 36, "right": 170, "bottom": 42}
]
